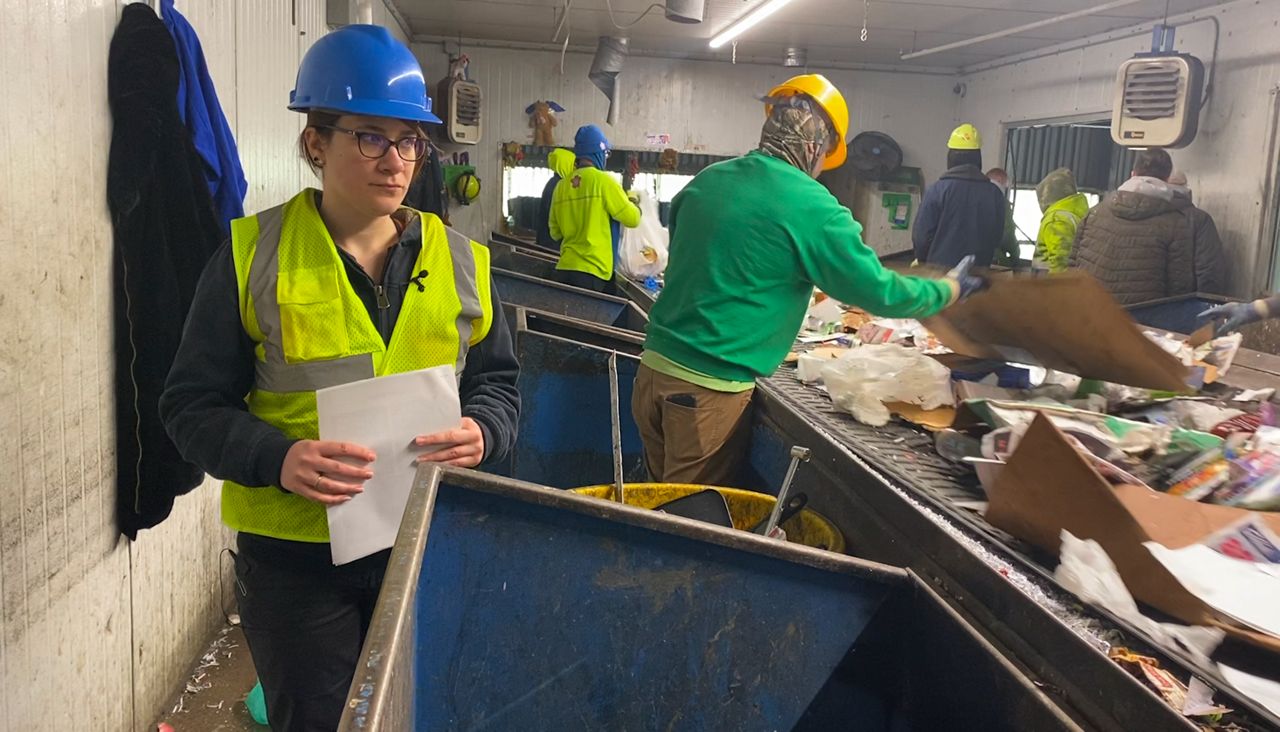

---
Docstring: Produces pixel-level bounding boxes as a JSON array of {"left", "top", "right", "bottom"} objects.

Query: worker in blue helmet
[
  {"left": 160, "top": 25, "right": 520, "bottom": 731},
  {"left": 548, "top": 124, "right": 641, "bottom": 291}
]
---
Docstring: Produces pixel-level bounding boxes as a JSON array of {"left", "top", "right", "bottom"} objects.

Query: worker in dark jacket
[
  {"left": 1069, "top": 149, "right": 1222, "bottom": 305},
  {"left": 912, "top": 124, "right": 1007, "bottom": 268},
  {"left": 986, "top": 167, "right": 1021, "bottom": 268},
  {"left": 1168, "top": 169, "right": 1226, "bottom": 295}
]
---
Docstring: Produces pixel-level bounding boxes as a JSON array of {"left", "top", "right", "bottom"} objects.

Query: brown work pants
[{"left": 631, "top": 363, "right": 754, "bottom": 486}]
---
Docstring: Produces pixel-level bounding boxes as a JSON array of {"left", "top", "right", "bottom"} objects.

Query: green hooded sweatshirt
[
  {"left": 645, "top": 151, "right": 956, "bottom": 383},
  {"left": 1034, "top": 168, "right": 1090, "bottom": 272}
]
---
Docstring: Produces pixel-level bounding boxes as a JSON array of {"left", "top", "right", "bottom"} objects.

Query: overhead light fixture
[{"left": 709, "top": 0, "right": 795, "bottom": 49}]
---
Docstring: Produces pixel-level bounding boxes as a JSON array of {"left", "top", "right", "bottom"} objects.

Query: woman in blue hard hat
[
  {"left": 159, "top": 25, "right": 520, "bottom": 730},
  {"left": 548, "top": 124, "right": 641, "bottom": 291}
]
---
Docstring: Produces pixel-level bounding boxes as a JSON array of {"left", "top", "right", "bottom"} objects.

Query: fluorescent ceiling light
[{"left": 709, "top": 0, "right": 796, "bottom": 49}]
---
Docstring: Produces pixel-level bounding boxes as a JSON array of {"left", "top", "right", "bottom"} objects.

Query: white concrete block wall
[
  {"left": 0, "top": 1, "right": 398, "bottom": 729},
  {"left": 413, "top": 42, "right": 962, "bottom": 241},
  {"left": 957, "top": 0, "right": 1280, "bottom": 298}
]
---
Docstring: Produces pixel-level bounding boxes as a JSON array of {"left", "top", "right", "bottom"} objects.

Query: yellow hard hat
[
  {"left": 948, "top": 123, "right": 981, "bottom": 150},
  {"left": 766, "top": 74, "right": 849, "bottom": 171},
  {"left": 455, "top": 172, "right": 481, "bottom": 204}
]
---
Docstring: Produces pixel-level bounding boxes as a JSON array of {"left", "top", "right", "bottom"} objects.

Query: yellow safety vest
[{"left": 222, "top": 189, "right": 492, "bottom": 542}]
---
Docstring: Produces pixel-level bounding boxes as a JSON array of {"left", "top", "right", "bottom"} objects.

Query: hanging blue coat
[{"left": 161, "top": 0, "right": 247, "bottom": 234}]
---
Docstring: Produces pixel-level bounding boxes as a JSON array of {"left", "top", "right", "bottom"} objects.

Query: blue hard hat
[
  {"left": 289, "top": 25, "right": 441, "bottom": 124},
  {"left": 574, "top": 124, "right": 611, "bottom": 157}
]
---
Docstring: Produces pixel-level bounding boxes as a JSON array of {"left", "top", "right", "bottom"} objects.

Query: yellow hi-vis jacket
[
  {"left": 549, "top": 166, "right": 641, "bottom": 281},
  {"left": 221, "top": 189, "right": 492, "bottom": 542}
]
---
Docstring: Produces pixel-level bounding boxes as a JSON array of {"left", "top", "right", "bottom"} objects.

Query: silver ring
[{"left": 312, "top": 472, "right": 324, "bottom": 490}]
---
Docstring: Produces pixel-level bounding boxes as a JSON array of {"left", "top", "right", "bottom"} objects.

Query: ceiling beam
[{"left": 900, "top": 0, "right": 1146, "bottom": 61}]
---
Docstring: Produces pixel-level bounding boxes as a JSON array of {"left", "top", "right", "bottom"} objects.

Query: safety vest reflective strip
[{"left": 221, "top": 189, "right": 491, "bottom": 542}]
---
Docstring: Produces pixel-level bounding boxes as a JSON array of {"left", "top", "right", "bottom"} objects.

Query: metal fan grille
[
  {"left": 848, "top": 132, "right": 903, "bottom": 180},
  {"left": 1122, "top": 61, "right": 1182, "bottom": 121},
  {"left": 455, "top": 83, "right": 482, "bottom": 126}
]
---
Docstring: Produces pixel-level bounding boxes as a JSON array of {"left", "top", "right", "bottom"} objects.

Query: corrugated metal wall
[
  {"left": 0, "top": 1, "right": 398, "bottom": 729},
  {"left": 414, "top": 43, "right": 961, "bottom": 241},
  {"left": 958, "top": 0, "right": 1280, "bottom": 298},
  {"left": 1004, "top": 124, "right": 1136, "bottom": 192}
]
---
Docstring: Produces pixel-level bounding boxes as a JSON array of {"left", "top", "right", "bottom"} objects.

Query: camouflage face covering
[
  {"left": 758, "top": 95, "right": 833, "bottom": 178},
  {"left": 1036, "top": 167, "right": 1078, "bottom": 212}
]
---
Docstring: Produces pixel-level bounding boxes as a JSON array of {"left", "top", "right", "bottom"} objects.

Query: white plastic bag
[
  {"left": 820, "top": 343, "right": 953, "bottom": 426},
  {"left": 616, "top": 190, "right": 668, "bottom": 280},
  {"left": 1055, "top": 531, "right": 1224, "bottom": 666}
]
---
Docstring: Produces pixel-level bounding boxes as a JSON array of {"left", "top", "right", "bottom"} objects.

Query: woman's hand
[
  {"left": 414, "top": 417, "right": 486, "bottom": 468},
  {"left": 279, "top": 440, "right": 376, "bottom": 505}
]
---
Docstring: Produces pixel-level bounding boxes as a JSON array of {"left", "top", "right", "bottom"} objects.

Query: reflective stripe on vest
[{"left": 222, "top": 189, "right": 492, "bottom": 542}]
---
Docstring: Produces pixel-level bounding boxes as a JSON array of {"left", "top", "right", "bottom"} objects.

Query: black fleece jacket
[
  {"left": 159, "top": 222, "right": 520, "bottom": 491},
  {"left": 109, "top": 3, "right": 223, "bottom": 538}
]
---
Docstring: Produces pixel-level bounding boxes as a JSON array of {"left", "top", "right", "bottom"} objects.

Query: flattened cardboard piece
[
  {"left": 886, "top": 402, "right": 956, "bottom": 430},
  {"left": 986, "top": 414, "right": 1280, "bottom": 654},
  {"left": 924, "top": 272, "right": 1189, "bottom": 391},
  {"left": 1188, "top": 323, "right": 1216, "bottom": 349}
]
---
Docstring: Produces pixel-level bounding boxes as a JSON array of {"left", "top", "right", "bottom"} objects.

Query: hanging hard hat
[
  {"left": 454, "top": 172, "right": 481, "bottom": 205},
  {"left": 948, "top": 123, "right": 981, "bottom": 150},
  {"left": 765, "top": 74, "right": 850, "bottom": 171},
  {"left": 289, "top": 25, "right": 441, "bottom": 124}
]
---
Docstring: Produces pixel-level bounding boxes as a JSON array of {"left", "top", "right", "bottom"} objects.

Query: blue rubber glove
[
  {"left": 1199, "top": 301, "right": 1264, "bottom": 336},
  {"left": 947, "top": 255, "right": 990, "bottom": 303}
]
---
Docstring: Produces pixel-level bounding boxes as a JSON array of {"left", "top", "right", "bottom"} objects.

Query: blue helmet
[{"left": 289, "top": 25, "right": 441, "bottom": 124}]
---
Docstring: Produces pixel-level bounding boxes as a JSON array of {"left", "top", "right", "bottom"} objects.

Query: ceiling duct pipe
[
  {"left": 784, "top": 47, "right": 807, "bottom": 67},
  {"left": 665, "top": 0, "right": 705, "bottom": 24},
  {"left": 590, "top": 36, "right": 628, "bottom": 126}
]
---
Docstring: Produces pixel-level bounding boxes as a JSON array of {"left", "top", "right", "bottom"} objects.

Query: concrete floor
[{"left": 154, "top": 625, "right": 264, "bottom": 732}]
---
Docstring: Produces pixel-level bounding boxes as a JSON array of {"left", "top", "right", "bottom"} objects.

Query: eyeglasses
[{"left": 320, "top": 125, "right": 429, "bottom": 162}]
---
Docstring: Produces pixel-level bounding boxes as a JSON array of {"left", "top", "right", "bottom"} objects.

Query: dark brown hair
[{"left": 1133, "top": 148, "right": 1173, "bottom": 181}]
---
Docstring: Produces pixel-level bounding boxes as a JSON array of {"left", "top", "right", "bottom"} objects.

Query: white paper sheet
[
  {"left": 318, "top": 366, "right": 461, "bottom": 565},
  {"left": 1220, "top": 664, "right": 1280, "bottom": 719},
  {"left": 1144, "top": 542, "right": 1280, "bottom": 639}
]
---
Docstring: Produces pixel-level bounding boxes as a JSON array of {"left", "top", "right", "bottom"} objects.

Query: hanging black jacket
[
  {"left": 403, "top": 146, "right": 449, "bottom": 221},
  {"left": 108, "top": 3, "right": 223, "bottom": 538}
]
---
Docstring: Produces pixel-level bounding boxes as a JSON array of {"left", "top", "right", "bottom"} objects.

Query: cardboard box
[
  {"left": 925, "top": 272, "right": 1190, "bottom": 392},
  {"left": 986, "top": 414, "right": 1280, "bottom": 654}
]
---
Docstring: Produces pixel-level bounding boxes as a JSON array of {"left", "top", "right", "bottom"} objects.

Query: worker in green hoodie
[
  {"left": 549, "top": 125, "right": 641, "bottom": 291},
  {"left": 634, "top": 74, "right": 987, "bottom": 485},
  {"left": 1033, "top": 167, "right": 1090, "bottom": 273}
]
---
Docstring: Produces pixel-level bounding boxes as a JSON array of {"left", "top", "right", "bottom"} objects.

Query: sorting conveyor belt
[{"left": 615, "top": 274, "right": 1280, "bottom": 731}]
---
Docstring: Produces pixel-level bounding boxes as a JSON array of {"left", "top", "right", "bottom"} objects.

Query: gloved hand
[
  {"left": 626, "top": 190, "right": 641, "bottom": 205},
  {"left": 946, "top": 255, "right": 990, "bottom": 303},
  {"left": 1200, "top": 301, "right": 1265, "bottom": 336}
]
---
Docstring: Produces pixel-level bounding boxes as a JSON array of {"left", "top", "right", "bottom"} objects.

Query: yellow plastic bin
[{"left": 572, "top": 484, "right": 845, "bottom": 554}]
